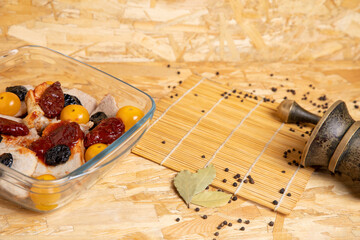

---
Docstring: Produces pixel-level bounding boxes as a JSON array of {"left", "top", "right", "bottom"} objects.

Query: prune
[
  {"left": 6, "top": 86, "right": 28, "bottom": 101},
  {"left": 64, "top": 94, "right": 82, "bottom": 107},
  {"left": 89, "top": 112, "right": 107, "bottom": 130},
  {"left": 44, "top": 145, "right": 71, "bottom": 166},
  {"left": 0, "top": 153, "right": 13, "bottom": 167},
  {"left": 84, "top": 117, "right": 125, "bottom": 148}
]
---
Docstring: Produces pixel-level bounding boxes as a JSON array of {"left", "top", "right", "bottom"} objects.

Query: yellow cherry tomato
[
  {"left": 30, "top": 174, "right": 60, "bottom": 211},
  {"left": 0, "top": 92, "right": 21, "bottom": 116},
  {"left": 116, "top": 106, "right": 144, "bottom": 131},
  {"left": 60, "top": 105, "right": 89, "bottom": 124},
  {"left": 45, "top": 81, "right": 54, "bottom": 85},
  {"left": 85, "top": 143, "right": 108, "bottom": 162}
]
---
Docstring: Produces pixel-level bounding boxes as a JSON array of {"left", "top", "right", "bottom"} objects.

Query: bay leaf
[
  {"left": 174, "top": 170, "right": 199, "bottom": 207},
  {"left": 191, "top": 191, "right": 232, "bottom": 208},
  {"left": 193, "top": 164, "right": 216, "bottom": 195}
]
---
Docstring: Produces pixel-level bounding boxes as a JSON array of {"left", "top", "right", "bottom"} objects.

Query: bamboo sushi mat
[{"left": 133, "top": 74, "right": 314, "bottom": 215}]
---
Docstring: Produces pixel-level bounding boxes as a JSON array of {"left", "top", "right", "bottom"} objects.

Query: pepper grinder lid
[{"left": 277, "top": 100, "right": 354, "bottom": 167}]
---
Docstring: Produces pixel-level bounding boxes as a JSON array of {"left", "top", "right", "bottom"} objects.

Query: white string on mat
[
  {"left": 160, "top": 90, "right": 234, "bottom": 166},
  {"left": 274, "top": 165, "right": 301, "bottom": 211},
  {"left": 204, "top": 99, "right": 264, "bottom": 168},
  {"left": 147, "top": 77, "right": 206, "bottom": 131},
  {"left": 234, "top": 122, "right": 285, "bottom": 195}
]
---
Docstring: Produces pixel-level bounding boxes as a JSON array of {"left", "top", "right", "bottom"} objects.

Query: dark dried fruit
[
  {"left": 89, "top": 111, "right": 108, "bottom": 130},
  {"left": 0, "top": 153, "right": 13, "bottom": 167},
  {"left": 6, "top": 85, "right": 28, "bottom": 101},
  {"left": 44, "top": 145, "right": 71, "bottom": 166},
  {"left": 268, "top": 221, "right": 274, "bottom": 227},
  {"left": 64, "top": 94, "right": 82, "bottom": 107},
  {"left": 84, "top": 118, "right": 125, "bottom": 148}
]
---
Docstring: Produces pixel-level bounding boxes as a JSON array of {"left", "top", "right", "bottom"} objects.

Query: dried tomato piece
[
  {"left": 0, "top": 117, "right": 29, "bottom": 136},
  {"left": 84, "top": 117, "right": 125, "bottom": 148},
  {"left": 30, "top": 121, "right": 83, "bottom": 161},
  {"left": 39, "top": 81, "right": 64, "bottom": 118}
]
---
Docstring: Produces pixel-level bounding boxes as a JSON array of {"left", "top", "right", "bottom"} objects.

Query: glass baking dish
[{"left": 0, "top": 45, "right": 155, "bottom": 212}]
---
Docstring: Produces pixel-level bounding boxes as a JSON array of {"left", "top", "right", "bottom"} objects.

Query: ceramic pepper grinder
[{"left": 277, "top": 99, "right": 360, "bottom": 181}]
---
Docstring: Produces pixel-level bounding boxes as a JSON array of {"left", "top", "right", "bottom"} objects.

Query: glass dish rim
[{"left": 0, "top": 45, "right": 156, "bottom": 184}]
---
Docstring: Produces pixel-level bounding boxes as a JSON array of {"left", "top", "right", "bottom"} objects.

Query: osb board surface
[
  {"left": 0, "top": 59, "right": 359, "bottom": 239},
  {"left": 133, "top": 74, "right": 313, "bottom": 215},
  {"left": 0, "top": 0, "right": 359, "bottom": 238},
  {"left": 1, "top": 0, "right": 360, "bottom": 62}
]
